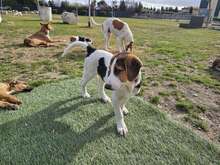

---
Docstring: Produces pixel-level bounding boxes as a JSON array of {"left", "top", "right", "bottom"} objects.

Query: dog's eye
[{"left": 114, "top": 67, "right": 123, "bottom": 75}]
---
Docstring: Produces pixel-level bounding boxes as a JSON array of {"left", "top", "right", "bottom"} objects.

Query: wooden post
[
  {"left": 93, "top": 0, "right": 96, "bottom": 17},
  {"left": 206, "top": 0, "right": 212, "bottom": 27},
  {"left": 0, "top": 0, "right": 3, "bottom": 15},
  {"left": 88, "top": 0, "right": 91, "bottom": 27},
  {"left": 112, "top": 0, "right": 114, "bottom": 17}
]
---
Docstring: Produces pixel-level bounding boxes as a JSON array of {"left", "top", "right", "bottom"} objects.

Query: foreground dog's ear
[
  {"left": 115, "top": 58, "right": 126, "bottom": 71},
  {"left": 127, "top": 56, "right": 143, "bottom": 81},
  {"left": 114, "top": 53, "right": 128, "bottom": 71}
]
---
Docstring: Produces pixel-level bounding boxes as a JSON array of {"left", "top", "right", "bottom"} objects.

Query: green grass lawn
[
  {"left": 1, "top": 15, "right": 220, "bottom": 89},
  {"left": 0, "top": 79, "right": 219, "bottom": 165}
]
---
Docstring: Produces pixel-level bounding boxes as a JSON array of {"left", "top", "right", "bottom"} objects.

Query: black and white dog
[
  {"left": 61, "top": 36, "right": 92, "bottom": 57},
  {"left": 62, "top": 41, "right": 143, "bottom": 136}
]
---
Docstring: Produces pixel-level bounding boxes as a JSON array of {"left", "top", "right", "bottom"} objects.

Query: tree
[
  {"left": 3, "top": 0, "right": 38, "bottom": 10},
  {"left": 174, "top": 6, "right": 178, "bottom": 12},
  {"left": 119, "top": 0, "right": 126, "bottom": 11},
  {"left": 189, "top": 6, "right": 193, "bottom": 14},
  {"left": 91, "top": 0, "right": 96, "bottom": 16},
  {"left": 206, "top": 0, "right": 212, "bottom": 26},
  {"left": 168, "top": 7, "right": 173, "bottom": 12},
  {"left": 61, "top": 1, "right": 69, "bottom": 10},
  {"left": 48, "top": 0, "right": 56, "bottom": 8},
  {"left": 137, "top": 2, "right": 143, "bottom": 13},
  {"left": 134, "top": 2, "right": 138, "bottom": 12},
  {"left": 134, "top": 2, "right": 143, "bottom": 13}
]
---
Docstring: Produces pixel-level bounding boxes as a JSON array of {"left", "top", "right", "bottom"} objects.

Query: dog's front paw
[
  {"left": 82, "top": 92, "right": 91, "bottom": 98},
  {"left": 16, "top": 100, "right": 22, "bottom": 105},
  {"left": 122, "top": 106, "right": 129, "bottom": 115},
  {"left": 9, "top": 104, "right": 19, "bottom": 110},
  {"left": 117, "top": 121, "right": 128, "bottom": 136},
  {"left": 101, "top": 95, "right": 111, "bottom": 103}
]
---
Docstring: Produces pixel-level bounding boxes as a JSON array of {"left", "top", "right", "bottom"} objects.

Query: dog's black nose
[
  {"left": 24, "top": 87, "right": 33, "bottom": 92},
  {"left": 105, "top": 84, "right": 113, "bottom": 90}
]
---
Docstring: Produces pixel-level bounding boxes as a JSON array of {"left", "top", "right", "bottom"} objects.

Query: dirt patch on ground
[{"left": 143, "top": 80, "right": 220, "bottom": 144}]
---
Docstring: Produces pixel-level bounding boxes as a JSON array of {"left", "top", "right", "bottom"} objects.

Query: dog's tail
[
  {"left": 24, "top": 38, "right": 34, "bottom": 47},
  {"left": 61, "top": 41, "right": 89, "bottom": 57},
  {"left": 90, "top": 17, "right": 101, "bottom": 26}
]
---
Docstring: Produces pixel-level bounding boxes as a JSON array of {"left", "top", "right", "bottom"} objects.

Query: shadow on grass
[
  {"left": 20, "top": 19, "right": 41, "bottom": 22},
  {"left": 0, "top": 96, "right": 114, "bottom": 164},
  {"left": 3, "top": 43, "right": 25, "bottom": 49},
  {"left": 78, "top": 26, "right": 90, "bottom": 29},
  {"left": 206, "top": 68, "right": 220, "bottom": 81}
]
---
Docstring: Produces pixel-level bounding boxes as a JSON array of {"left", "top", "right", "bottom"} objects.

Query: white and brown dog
[
  {"left": 102, "top": 17, "right": 134, "bottom": 52},
  {"left": 61, "top": 36, "right": 92, "bottom": 57},
  {"left": 64, "top": 41, "right": 143, "bottom": 136}
]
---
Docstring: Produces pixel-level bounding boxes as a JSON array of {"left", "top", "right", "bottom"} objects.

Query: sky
[{"left": 54, "top": 0, "right": 201, "bottom": 8}]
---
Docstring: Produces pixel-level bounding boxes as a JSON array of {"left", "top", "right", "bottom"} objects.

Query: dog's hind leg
[
  {"left": 81, "top": 66, "right": 96, "bottom": 98},
  {"left": 0, "top": 93, "right": 21, "bottom": 105},
  {"left": 0, "top": 101, "right": 19, "bottom": 110},
  {"left": 116, "top": 37, "right": 123, "bottom": 52},
  {"left": 97, "top": 77, "right": 111, "bottom": 103},
  {"left": 104, "top": 32, "right": 111, "bottom": 50}
]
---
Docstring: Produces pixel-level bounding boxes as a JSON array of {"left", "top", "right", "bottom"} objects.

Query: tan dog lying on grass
[
  {"left": 0, "top": 81, "right": 32, "bottom": 110},
  {"left": 24, "top": 23, "right": 63, "bottom": 47}
]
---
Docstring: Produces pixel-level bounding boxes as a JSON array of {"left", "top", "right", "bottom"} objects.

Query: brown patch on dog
[
  {"left": 70, "top": 36, "right": 77, "bottom": 42},
  {"left": 112, "top": 19, "right": 124, "bottom": 31},
  {"left": 114, "top": 53, "right": 143, "bottom": 82}
]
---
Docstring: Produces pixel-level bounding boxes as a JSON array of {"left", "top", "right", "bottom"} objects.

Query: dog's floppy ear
[
  {"left": 114, "top": 53, "right": 128, "bottom": 72},
  {"left": 127, "top": 56, "right": 143, "bottom": 81},
  {"left": 126, "top": 42, "right": 133, "bottom": 52}
]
